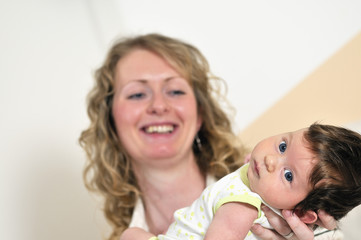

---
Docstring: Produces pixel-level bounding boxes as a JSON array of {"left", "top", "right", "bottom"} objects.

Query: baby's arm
[
  {"left": 120, "top": 227, "right": 156, "bottom": 240},
  {"left": 204, "top": 202, "right": 258, "bottom": 240}
]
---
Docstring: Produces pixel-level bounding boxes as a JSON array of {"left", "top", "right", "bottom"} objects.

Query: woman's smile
[{"left": 143, "top": 124, "right": 176, "bottom": 134}]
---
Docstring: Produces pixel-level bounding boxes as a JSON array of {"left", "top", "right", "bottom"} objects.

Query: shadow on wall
[{"left": 239, "top": 31, "right": 361, "bottom": 149}]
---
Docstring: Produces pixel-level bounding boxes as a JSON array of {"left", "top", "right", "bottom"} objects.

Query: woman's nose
[
  {"left": 264, "top": 154, "right": 277, "bottom": 172},
  {"left": 147, "top": 94, "right": 169, "bottom": 115}
]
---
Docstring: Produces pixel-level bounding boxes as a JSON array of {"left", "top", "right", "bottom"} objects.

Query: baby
[{"left": 121, "top": 123, "right": 361, "bottom": 239}]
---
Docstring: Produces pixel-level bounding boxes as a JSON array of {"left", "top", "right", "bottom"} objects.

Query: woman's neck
[{"left": 133, "top": 156, "right": 206, "bottom": 235}]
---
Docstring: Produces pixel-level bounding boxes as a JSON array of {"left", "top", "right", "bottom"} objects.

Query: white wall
[
  {"left": 0, "top": 1, "right": 111, "bottom": 239},
  {"left": 116, "top": 0, "right": 361, "bottom": 131},
  {"left": 1, "top": 1, "right": 361, "bottom": 239}
]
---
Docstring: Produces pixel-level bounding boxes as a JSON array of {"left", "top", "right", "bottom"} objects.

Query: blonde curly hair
[{"left": 79, "top": 33, "right": 247, "bottom": 239}]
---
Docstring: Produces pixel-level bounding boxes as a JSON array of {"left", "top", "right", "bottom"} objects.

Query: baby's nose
[{"left": 264, "top": 155, "right": 277, "bottom": 172}]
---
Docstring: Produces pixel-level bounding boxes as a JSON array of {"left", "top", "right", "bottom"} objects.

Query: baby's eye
[
  {"left": 127, "top": 92, "right": 146, "bottom": 99},
  {"left": 279, "top": 141, "right": 287, "bottom": 153},
  {"left": 284, "top": 169, "right": 293, "bottom": 182}
]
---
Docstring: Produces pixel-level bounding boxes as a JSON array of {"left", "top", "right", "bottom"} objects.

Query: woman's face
[{"left": 112, "top": 49, "right": 202, "bottom": 168}]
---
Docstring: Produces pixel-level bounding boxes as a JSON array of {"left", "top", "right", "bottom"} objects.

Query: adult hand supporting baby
[
  {"left": 316, "top": 209, "right": 337, "bottom": 230},
  {"left": 250, "top": 205, "right": 314, "bottom": 240}
]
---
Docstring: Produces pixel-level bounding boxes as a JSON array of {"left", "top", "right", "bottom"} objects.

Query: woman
[{"left": 79, "top": 33, "right": 339, "bottom": 240}]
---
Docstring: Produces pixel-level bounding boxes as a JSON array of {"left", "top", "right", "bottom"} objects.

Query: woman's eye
[
  {"left": 168, "top": 90, "right": 185, "bottom": 96},
  {"left": 127, "top": 92, "right": 145, "bottom": 99},
  {"left": 279, "top": 141, "right": 287, "bottom": 153},
  {"left": 284, "top": 169, "right": 293, "bottom": 182}
]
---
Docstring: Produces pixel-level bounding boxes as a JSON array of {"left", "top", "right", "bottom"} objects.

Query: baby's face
[{"left": 247, "top": 128, "right": 318, "bottom": 210}]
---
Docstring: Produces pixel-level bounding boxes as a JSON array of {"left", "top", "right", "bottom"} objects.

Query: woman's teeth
[{"left": 145, "top": 125, "right": 174, "bottom": 133}]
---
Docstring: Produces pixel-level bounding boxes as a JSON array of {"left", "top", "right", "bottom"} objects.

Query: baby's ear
[{"left": 294, "top": 209, "right": 318, "bottom": 224}]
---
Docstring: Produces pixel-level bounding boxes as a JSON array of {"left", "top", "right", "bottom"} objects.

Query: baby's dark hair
[{"left": 295, "top": 123, "right": 361, "bottom": 221}]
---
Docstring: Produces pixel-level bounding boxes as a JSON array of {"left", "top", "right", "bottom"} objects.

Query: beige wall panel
[{"left": 239, "top": 31, "right": 361, "bottom": 148}]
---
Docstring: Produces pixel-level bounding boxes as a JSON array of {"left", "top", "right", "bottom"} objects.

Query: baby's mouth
[{"left": 144, "top": 125, "right": 175, "bottom": 133}]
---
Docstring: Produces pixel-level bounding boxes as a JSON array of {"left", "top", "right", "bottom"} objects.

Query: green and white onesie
[{"left": 153, "top": 163, "right": 274, "bottom": 240}]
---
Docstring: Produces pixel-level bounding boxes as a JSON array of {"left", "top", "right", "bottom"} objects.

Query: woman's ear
[{"left": 294, "top": 209, "right": 318, "bottom": 224}]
